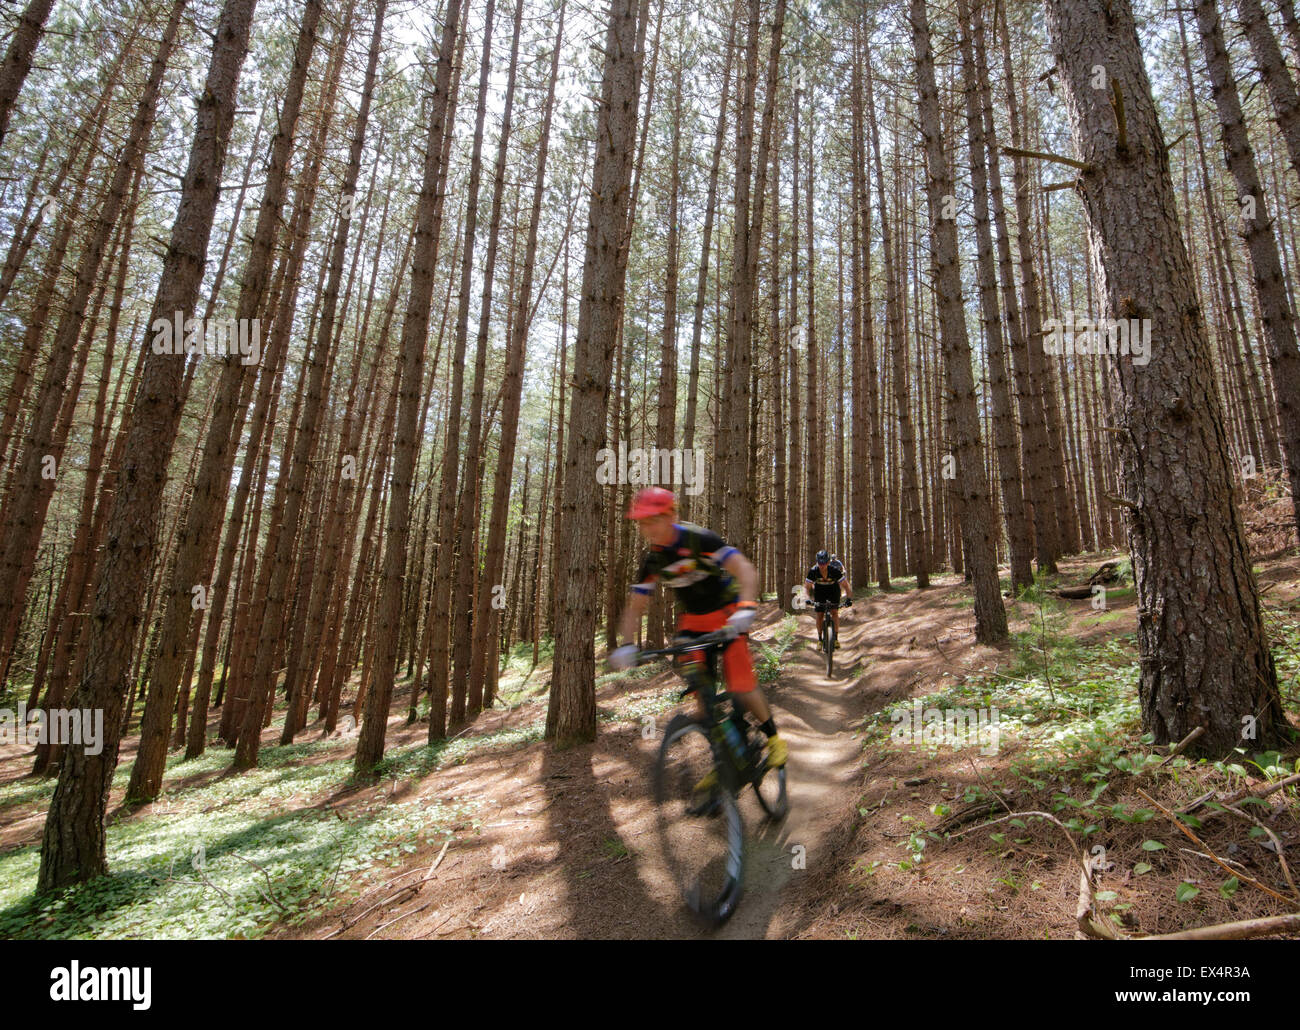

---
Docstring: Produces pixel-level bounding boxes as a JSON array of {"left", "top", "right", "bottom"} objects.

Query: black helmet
[{"left": 816, "top": 550, "right": 829, "bottom": 564}]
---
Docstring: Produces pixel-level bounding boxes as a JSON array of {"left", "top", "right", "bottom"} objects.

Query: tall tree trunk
[
  {"left": 427, "top": 0, "right": 492, "bottom": 741},
  {"left": 463, "top": 0, "right": 529, "bottom": 716},
  {"left": 718, "top": 0, "right": 759, "bottom": 549},
  {"left": 866, "top": 44, "right": 925, "bottom": 589},
  {"left": 128, "top": 0, "right": 323, "bottom": 799},
  {"left": 681, "top": 7, "right": 737, "bottom": 525},
  {"left": 233, "top": 3, "right": 357, "bottom": 770},
  {"left": 457, "top": 0, "right": 523, "bottom": 723},
  {"left": 0, "top": 0, "right": 56, "bottom": 150},
  {"left": 38, "top": 0, "right": 259, "bottom": 890},
  {"left": 1235, "top": 0, "right": 1300, "bottom": 181},
  {"left": 911, "top": 0, "right": 1006, "bottom": 641},
  {"left": 355, "top": 0, "right": 465, "bottom": 772},
  {"left": 997, "top": 0, "right": 1060, "bottom": 574},
  {"left": 649, "top": 42, "right": 681, "bottom": 647},
  {"left": 1192, "top": 0, "right": 1300, "bottom": 542},
  {"left": 960, "top": 0, "right": 1033, "bottom": 591},
  {"left": 1041, "top": 0, "right": 1286, "bottom": 753},
  {"left": 546, "top": 0, "right": 643, "bottom": 747}
]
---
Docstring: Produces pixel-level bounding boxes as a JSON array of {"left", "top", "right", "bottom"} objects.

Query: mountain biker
[
  {"left": 804, "top": 549, "right": 851, "bottom": 647},
  {"left": 609, "top": 487, "right": 787, "bottom": 771}
]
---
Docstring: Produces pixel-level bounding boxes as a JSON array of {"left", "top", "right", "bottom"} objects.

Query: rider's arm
[
  {"left": 618, "top": 590, "right": 650, "bottom": 644},
  {"left": 722, "top": 550, "right": 759, "bottom": 603},
  {"left": 620, "top": 557, "right": 657, "bottom": 644}
]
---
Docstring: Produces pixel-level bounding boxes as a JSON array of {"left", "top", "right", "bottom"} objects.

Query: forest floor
[
  {"left": 3, "top": 553, "right": 1300, "bottom": 939},
  {"left": 282, "top": 551, "right": 1300, "bottom": 940}
]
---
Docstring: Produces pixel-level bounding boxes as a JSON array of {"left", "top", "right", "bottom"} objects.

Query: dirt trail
[{"left": 288, "top": 576, "right": 1013, "bottom": 940}]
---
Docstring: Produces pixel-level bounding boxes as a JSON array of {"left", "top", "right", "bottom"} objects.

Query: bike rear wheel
[{"left": 654, "top": 714, "right": 744, "bottom": 924}]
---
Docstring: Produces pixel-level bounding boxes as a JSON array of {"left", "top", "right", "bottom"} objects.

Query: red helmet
[{"left": 626, "top": 486, "right": 677, "bottom": 519}]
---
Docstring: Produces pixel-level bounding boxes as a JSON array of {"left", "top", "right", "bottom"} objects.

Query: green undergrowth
[
  {"left": 755, "top": 616, "right": 798, "bottom": 684},
  {"left": 1263, "top": 599, "right": 1300, "bottom": 706},
  {"left": 863, "top": 583, "right": 1300, "bottom": 891},
  {"left": 0, "top": 736, "right": 478, "bottom": 939},
  {"left": 0, "top": 669, "right": 689, "bottom": 939}
]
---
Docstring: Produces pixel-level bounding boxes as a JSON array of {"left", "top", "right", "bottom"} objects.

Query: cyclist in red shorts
[{"left": 609, "top": 486, "right": 787, "bottom": 770}]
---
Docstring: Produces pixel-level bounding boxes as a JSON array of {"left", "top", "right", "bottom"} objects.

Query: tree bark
[
  {"left": 910, "top": 0, "right": 1006, "bottom": 641},
  {"left": 355, "top": 0, "right": 465, "bottom": 772},
  {"left": 38, "top": 0, "right": 260, "bottom": 890},
  {"left": 1041, "top": 0, "right": 1287, "bottom": 753},
  {"left": 1192, "top": 0, "right": 1300, "bottom": 543},
  {"left": 546, "top": 0, "right": 643, "bottom": 747},
  {"left": 0, "top": 0, "right": 56, "bottom": 150}
]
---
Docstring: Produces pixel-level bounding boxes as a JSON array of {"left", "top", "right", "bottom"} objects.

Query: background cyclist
[{"left": 804, "top": 549, "right": 851, "bottom": 647}]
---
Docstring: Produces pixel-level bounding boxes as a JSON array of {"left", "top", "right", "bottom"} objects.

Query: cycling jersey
[
  {"left": 631, "top": 522, "right": 754, "bottom": 693},
  {"left": 806, "top": 560, "right": 846, "bottom": 601},
  {"left": 631, "top": 522, "right": 740, "bottom": 615}
]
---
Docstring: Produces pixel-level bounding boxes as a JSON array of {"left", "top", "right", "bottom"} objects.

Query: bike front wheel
[
  {"left": 752, "top": 760, "right": 789, "bottom": 821},
  {"left": 653, "top": 714, "right": 744, "bottom": 925},
  {"left": 825, "top": 622, "right": 836, "bottom": 677}
]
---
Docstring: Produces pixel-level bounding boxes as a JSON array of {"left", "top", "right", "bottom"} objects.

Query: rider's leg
[
  {"left": 815, "top": 611, "right": 824, "bottom": 640},
  {"left": 724, "top": 638, "right": 786, "bottom": 767},
  {"left": 736, "top": 687, "right": 771, "bottom": 724}
]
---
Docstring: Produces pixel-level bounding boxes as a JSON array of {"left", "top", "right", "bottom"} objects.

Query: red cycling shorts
[{"left": 674, "top": 603, "right": 757, "bottom": 694}]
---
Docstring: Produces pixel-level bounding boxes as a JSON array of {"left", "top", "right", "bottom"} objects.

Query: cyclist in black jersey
[{"left": 804, "top": 549, "right": 851, "bottom": 647}]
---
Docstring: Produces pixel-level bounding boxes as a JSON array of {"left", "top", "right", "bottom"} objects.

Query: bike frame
[
  {"left": 800, "top": 597, "right": 848, "bottom": 672},
  {"left": 636, "top": 631, "right": 762, "bottom": 787}
]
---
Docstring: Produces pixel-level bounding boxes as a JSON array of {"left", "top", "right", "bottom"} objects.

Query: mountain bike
[
  {"left": 802, "top": 597, "right": 850, "bottom": 676},
  {"left": 631, "top": 629, "right": 788, "bottom": 925}
]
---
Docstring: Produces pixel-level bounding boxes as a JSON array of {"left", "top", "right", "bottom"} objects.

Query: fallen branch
[
  {"left": 950, "top": 808, "right": 1116, "bottom": 939},
  {"left": 1182, "top": 771, "right": 1300, "bottom": 822},
  {"left": 415, "top": 913, "right": 457, "bottom": 939},
  {"left": 1137, "top": 912, "right": 1300, "bottom": 940},
  {"left": 191, "top": 864, "right": 238, "bottom": 912},
  {"left": 365, "top": 899, "right": 435, "bottom": 940},
  {"left": 934, "top": 801, "right": 1002, "bottom": 834},
  {"left": 1179, "top": 847, "right": 1247, "bottom": 870},
  {"left": 233, "top": 854, "right": 290, "bottom": 915},
  {"left": 324, "top": 840, "right": 453, "bottom": 939},
  {"left": 1157, "top": 725, "right": 1204, "bottom": 766},
  {"left": 1076, "top": 862, "right": 1121, "bottom": 940},
  {"left": 340, "top": 863, "right": 427, "bottom": 911},
  {"left": 1136, "top": 789, "right": 1297, "bottom": 909},
  {"left": 1221, "top": 804, "right": 1299, "bottom": 902},
  {"left": 320, "top": 841, "right": 348, "bottom": 903}
]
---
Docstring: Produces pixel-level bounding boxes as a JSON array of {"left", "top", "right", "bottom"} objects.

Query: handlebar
[
  {"left": 797, "top": 598, "right": 851, "bottom": 613},
  {"left": 633, "top": 629, "right": 731, "bottom": 665}
]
